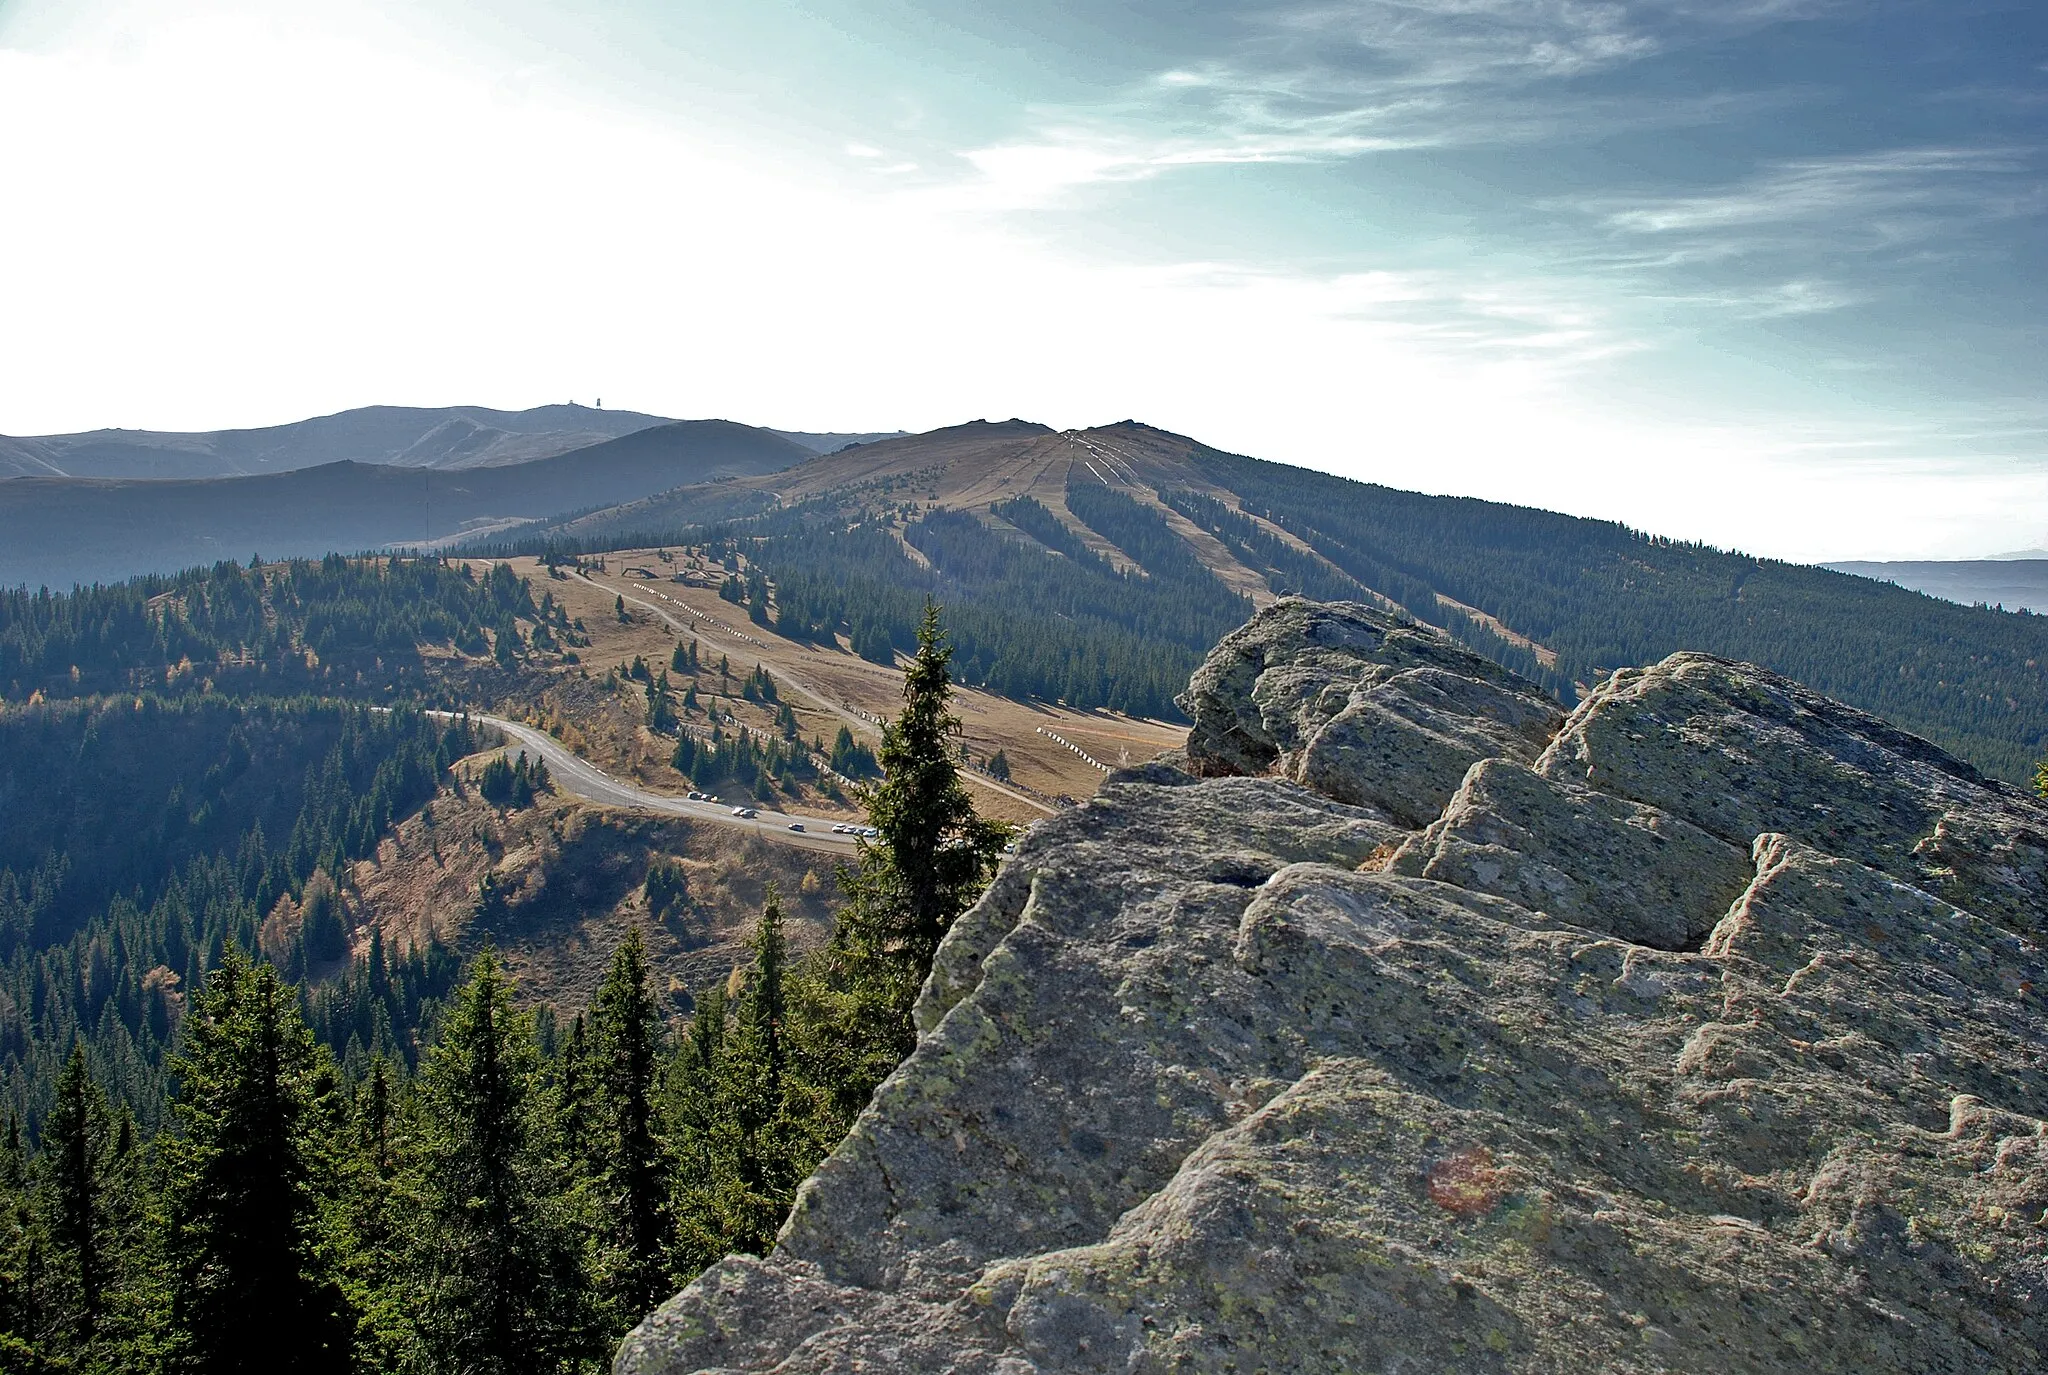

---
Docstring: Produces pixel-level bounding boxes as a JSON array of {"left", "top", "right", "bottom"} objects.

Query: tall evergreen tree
[
  {"left": 663, "top": 978, "right": 728, "bottom": 1277},
  {"left": 671, "top": 894, "right": 807, "bottom": 1272},
  {"left": 0, "top": 1115, "right": 40, "bottom": 1372},
  {"left": 589, "top": 929, "right": 673, "bottom": 1322},
  {"left": 411, "top": 950, "right": 596, "bottom": 1375},
  {"left": 723, "top": 889, "right": 810, "bottom": 1256},
  {"left": 161, "top": 946, "right": 352, "bottom": 1375},
  {"left": 337, "top": 1058, "right": 410, "bottom": 1371},
  {"left": 552, "top": 1014, "right": 599, "bottom": 1179},
  {"left": 38, "top": 1045, "right": 113, "bottom": 1355},
  {"left": 827, "top": 600, "right": 1008, "bottom": 1109}
]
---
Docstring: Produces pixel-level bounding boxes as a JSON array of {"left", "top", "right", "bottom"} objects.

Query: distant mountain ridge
[
  {"left": 0, "top": 403, "right": 677, "bottom": 479},
  {"left": 0, "top": 403, "right": 908, "bottom": 480},
  {"left": 7, "top": 408, "right": 2048, "bottom": 784},
  {"left": 0, "top": 420, "right": 813, "bottom": 588}
]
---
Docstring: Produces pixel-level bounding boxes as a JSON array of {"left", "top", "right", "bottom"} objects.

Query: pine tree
[
  {"left": 827, "top": 600, "right": 1008, "bottom": 1110},
  {"left": 494, "top": 618, "right": 522, "bottom": 670},
  {"left": 411, "top": 950, "right": 596, "bottom": 1375},
  {"left": 721, "top": 889, "right": 822, "bottom": 1259},
  {"left": 732, "top": 894, "right": 788, "bottom": 1132},
  {"left": 590, "top": 929, "right": 673, "bottom": 1323},
  {"left": 162, "top": 946, "right": 353, "bottom": 1374}
]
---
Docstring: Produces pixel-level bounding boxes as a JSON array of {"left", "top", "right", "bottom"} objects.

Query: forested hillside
[
  {"left": 0, "top": 554, "right": 568, "bottom": 705},
  {"left": 738, "top": 496, "right": 1245, "bottom": 719},
  {"left": 0, "top": 555, "right": 580, "bottom": 1140},
  {"left": 0, "top": 697, "right": 481, "bottom": 1133}
]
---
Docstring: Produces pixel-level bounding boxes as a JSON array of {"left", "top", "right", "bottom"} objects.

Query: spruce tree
[
  {"left": 723, "top": 889, "right": 809, "bottom": 1255},
  {"left": 671, "top": 894, "right": 806, "bottom": 1273},
  {"left": 338, "top": 1059, "right": 409, "bottom": 1370},
  {"left": 411, "top": 950, "right": 596, "bottom": 1375},
  {"left": 40, "top": 1044, "right": 112, "bottom": 1353},
  {"left": 0, "top": 1114, "right": 40, "bottom": 1371},
  {"left": 590, "top": 929, "right": 673, "bottom": 1322},
  {"left": 828, "top": 600, "right": 1008, "bottom": 1110},
  {"left": 162, "top": 946, "right": 353, "bottom": 1375},
  {"left": 553, "top": 1014, "right": 599, "bottom": 1179},
  {"left": 731, "top": 893, "right": 788, "bottom": 1129}
]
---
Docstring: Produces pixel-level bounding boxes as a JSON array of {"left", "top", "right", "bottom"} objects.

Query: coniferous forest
[
  {"left": 0, "top": 554, "right": 567, "bottom": 706},
  {"left": 0, "top": 601, "right": 1005, "bottom": 1375}
]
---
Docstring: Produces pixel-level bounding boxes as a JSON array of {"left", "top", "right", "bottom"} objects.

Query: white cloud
[{"left": 1594, "top": 147, "right": 2042, "bottom": 245}]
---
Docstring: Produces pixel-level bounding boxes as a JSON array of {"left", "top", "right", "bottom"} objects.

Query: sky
[{"left": 1, "top": 0, "right": 2044, "bottom": 561}]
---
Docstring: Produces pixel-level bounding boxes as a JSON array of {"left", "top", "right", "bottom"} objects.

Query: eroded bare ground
[{"left": 341, "top": 760, "right": 842, "bottom": 1017}]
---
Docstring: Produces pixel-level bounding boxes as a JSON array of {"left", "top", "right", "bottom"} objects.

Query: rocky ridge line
[{"left": 620, "top": 598, "right": 2048, "bottom": 1373}]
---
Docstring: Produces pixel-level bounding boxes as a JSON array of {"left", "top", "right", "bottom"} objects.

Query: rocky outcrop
[
  {"left": 619, "top": 599, "right": 2048, "bottom": 1374},
  {"left": 1178, "top": 599, "right": 1563, "bottom": 826}
]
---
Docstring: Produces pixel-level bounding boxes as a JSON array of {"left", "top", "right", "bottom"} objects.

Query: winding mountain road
[{"left": 446, "top": 711, "right": 866, "bottom": 855}]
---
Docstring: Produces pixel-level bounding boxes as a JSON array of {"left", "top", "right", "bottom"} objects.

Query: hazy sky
[{"left": 2, "top": 1, "right": 2043, "bottom": 560}]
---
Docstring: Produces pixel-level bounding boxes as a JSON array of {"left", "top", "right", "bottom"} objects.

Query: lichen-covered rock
[
  {"left": 1388, "top": 757, "right": 1751, "bottom": 952},
  {"left": 1178, "top": 598, "right": 1563, "bottom": 826},
  {"left": 1538, "top": 652, "right": 2048, "bottom": 936},
  {"left": 619, "top": 608, "right": 2048, "bottom": 1375}
]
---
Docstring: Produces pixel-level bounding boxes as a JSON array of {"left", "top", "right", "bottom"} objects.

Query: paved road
[
  {"left": 448, "top": 711, "right": 868, "bottom": 855},
  {"left": 572, "top": 568, "right": 1060, "bottom": 817}
]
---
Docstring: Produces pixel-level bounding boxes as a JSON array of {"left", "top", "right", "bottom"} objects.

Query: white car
[
  {"left": 687, "top": 791, "right": 707, "bottom": 801},
  {"left": 862, "top": 827, "right": 879, "bottom": 838},
  {"left": 732, "top": 806, "right": 758, "bottom": 818}
]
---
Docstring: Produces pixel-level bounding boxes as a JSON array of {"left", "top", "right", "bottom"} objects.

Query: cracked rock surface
[{"left": 619, "top": 599, "right": 2048, "bottom": 1374}]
